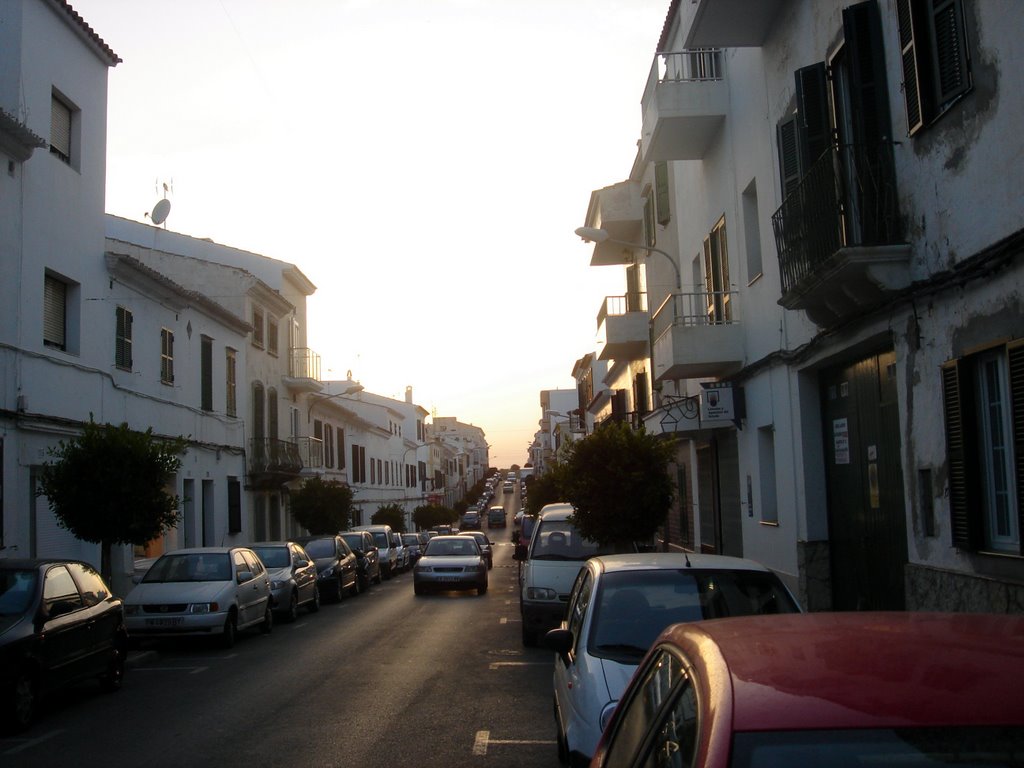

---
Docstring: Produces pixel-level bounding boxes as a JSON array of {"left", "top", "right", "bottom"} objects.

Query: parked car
[
  {"left": 0, "top": 559, "right": 127, "bottom": 731},
  {"left": 294, "top": 534, "right": 359, "bottom": 601},
  {"left": 516, "top": 503, "right": 624, "bottom": 647},
  {"left": 413, "top": 535, "right": 488, "bottom": 596},
  {"left": 249, "top": 541, "right": 320, "bottom": 621},
  {"left": 589, "top": 612, "right": 1024, "bottom": 768},
  {"left": 487, "top": 505, "right": 506, "bottom": 528},
  {"left": 124, "top": 547, "right": 272, "bottom": 648},
  {"left": 353, "top": 525, "right": 398, "bottom": 578},
  {"left": 458, "top": 531, "right": 494, "bottom": 569},
  {"left": 461, "top": 510, "right": 481, "bottom": 530},
  {"left": 340, "top": 530, "right": 382, "bottom": 590},
  {"left": 544, "top": 553, "right": 801, "bottom": 765},
  {"left": 401, "top": 533, "right": 424, "bottom": 565},
  {"left": 390, "top": 531, "right": 410, "bottom": 573}
]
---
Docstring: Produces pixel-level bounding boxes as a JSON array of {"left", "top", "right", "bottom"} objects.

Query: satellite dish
[{"left": 150, "top": 198, "right": 171, "bottom": 226}]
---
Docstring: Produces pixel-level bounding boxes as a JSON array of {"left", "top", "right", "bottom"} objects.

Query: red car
[{"left": 590, "top": 612, "right": 1024, "bottom": 768}]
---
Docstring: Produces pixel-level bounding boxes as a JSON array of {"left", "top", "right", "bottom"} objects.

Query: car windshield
[
  {"left": 302, "top": 539, "right": 336, "bottom": 558},
  {"left": 0, "top": 569, "right": 38, "bottom": 616},
  {"left": 251, "top": 547, "right": 290, "bottom": 568},
  {"left": 590, "top": 569, "right": 799, "bottom": 661},
  {"left": 340, "top": 534, "right": 362, "bottom": 550},
  {"left": 530, "top": 520, "right": 617, "bottom": 562},
  {"left": 402, "top": 535, "right": 419, "bottom": 545},
  {"left": 143, "top": 553, "right": 232, "bottom": 583},
  {"left": 372, "top": 532, "right": 389, "bottom": 547},
  {"left": 425, "top": 539, "right": 479, "bottom": 557},
  {"left": 730, "top": 726, "right": 1024, "bottom": 767}
]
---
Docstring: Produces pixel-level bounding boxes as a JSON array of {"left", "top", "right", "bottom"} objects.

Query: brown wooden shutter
[
  {"left": 1008, "top": 341, "right": 1024, "bottom": 554},
  {"left": 795, "top": 63, "right": 830, "bottom": 172},
  {"left": 50, "top": 96, "right": 71, "bottom": 161},
  {"left": 942, "top": 360, "right": 978, "bottom": 550},
  {"left": 228, "top": 479, "right": 242, "bottom": 534},
  {"left": 43, "top": 275, "right": 67, "bottom": 349},
  {"left": 655, "top": 162, "right": 670, "bottom": 226},
  {"left": 201, "top": 336, "right": 213, "bottom": 411},
  {"left": 896, "top": 0, "right": 925, "bottom": 135}
]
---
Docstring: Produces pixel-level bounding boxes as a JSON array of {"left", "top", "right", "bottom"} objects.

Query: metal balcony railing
[
  {"left": 597, "top": 293, "right": 648, "bottom": 328},
  {"left": 651, "top": 290, "right": 739, "bottom": 341},
  {"left": 643, "top": 48, "right": 723, "bottom": 104},
  {"left": 295, "top": 437, "right": 323, "bottom": 469},
  {"left": 772, "top": 142, "right": 901, "bottom": 295},
  {"left": 249, "top": 438, "right": 302, "bottom": 476},
  {"left": 289, "top": 347, "right": 321, "bottom": 382}
]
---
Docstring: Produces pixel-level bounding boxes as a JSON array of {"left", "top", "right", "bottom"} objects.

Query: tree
[
  {"left": 372, "top": 503, "right": 406, "bottom": 532},
  {"left": 290, "top": 476, "right": 354, "bottom": 534},
  {"left": 561, "top": 421, "right": 675, "bottom": 546},
  {"left": 525, "top": 461, "right": 570, "bottom": 517},
  {"left": 36, "top": 420, "right": 188, "bottom": 583},
  {"left": 412, "top": 504, "right": 458, "bottom": 531}
]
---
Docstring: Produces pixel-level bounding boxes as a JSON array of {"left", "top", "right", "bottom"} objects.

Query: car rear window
[
  {"left": 302, "top": 539, "right": 337, "bottom": 558},
  {"left": 0, "top": 568, "right": 38, "bottom": 615},
  {"left": 252, "top": 546, "right": 290, "bottom": 568}
]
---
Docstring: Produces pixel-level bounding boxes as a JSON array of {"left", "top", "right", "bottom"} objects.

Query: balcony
[
  {"left": 586, "top": 181, "right": 644, "bottom": 265},
  {"left": 772, "top": 142, "right": 909, "bottom": 328},
  {"left": 640, "top": 50, "right": 728, "bottom": 165},
  {"left": 680, "top": 0, "right": 785, "bottom": 48},
  {"left": 248, "top": 438, "right": 302, "bottom": 488},
  {"left": 295, "top": 436, "right": 324, "bottom": 469},
  {"left": 284, "top": 347, "right": 322, "bottom": 393},
  {"left": 596, "top": 293, "right": 649, "bottom": 362},
  {"left": 651, "top": 291, "right": 743, "bottom": 381}
]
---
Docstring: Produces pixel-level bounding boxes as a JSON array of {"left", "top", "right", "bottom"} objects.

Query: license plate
[
  {"left": 145, "top": 617, "right": 184, "bottom": 627},
  {"left": 436, "top": 576, "right": 463, "bottom": 582}
]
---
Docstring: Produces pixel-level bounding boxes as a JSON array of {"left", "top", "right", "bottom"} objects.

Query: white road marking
[
  {"left": 3, "top": 730, "right": 64, "bottom": 754},
  {"left": 472, "top": 730, "right": 556, "bottom": 755},
  {"left": 488, "top": 661, "right": 549, "bottom": 670},
  {"left": 133, "top": 666, "right": 209, "bottom": 674},
  {"left": 473, "top": 730, "right": 490, "bottom": 755}
]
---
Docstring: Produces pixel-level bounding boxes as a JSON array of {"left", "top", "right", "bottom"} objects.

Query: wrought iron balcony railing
[
  {"left": 597, "top": 292, "right": 648, "bottom": 328},
  {"left": 249, "top": 437, "right": 303, "bottom": 476},
  {"left": 772, "top": 142, "right": 901, "bottom": 295},
  {"left": 289, "top": 347, "right": 321, "bottom": 382},
  {"left": 295, "top": 437, "right": 323, "bottom": 469}
]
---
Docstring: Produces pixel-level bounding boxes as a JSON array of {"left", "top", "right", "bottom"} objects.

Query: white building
[
  {"left": 429, "top": 417, "right": 489, "bottom": 503},
  {"left": 580, "top": 0, "right": 1024, "bottom": 612}
]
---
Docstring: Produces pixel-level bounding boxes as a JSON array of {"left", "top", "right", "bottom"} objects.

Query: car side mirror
[
  {"left": 237, "top": 570, "right": 253, "bottom": 584},
  {"left": 295, "top": 559, "right": 310, "bottom": 569},
  {"left": 543, "top": 628, "right": 573, "bottom": 657}
]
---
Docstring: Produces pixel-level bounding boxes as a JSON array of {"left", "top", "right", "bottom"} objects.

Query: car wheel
[
  {"left": 285, "top": 591, "right": 299, "bottom": 622},
  {"left": 261, "top": 602, "right": 274, "bottom": 634},
  {"left": 414, "top": 583, "right": 425, "bottom": 596},
  {"left": 334, "top": 576, "right": 346, "bottom": 603},
  {"left": 7, "top": 670, "right": 37, "bottom": 733},
  {"left": 478, "top": 582, "right": 488, "bottom": 596},
  {"left": 308, "top": 586, "right": 321, "bottom": 613},
  {"left": 99, "top": 646, "right": 125, "bottom": 693},
  {"left": 220, "top": 612, "right": 237, "bottom": 649}
]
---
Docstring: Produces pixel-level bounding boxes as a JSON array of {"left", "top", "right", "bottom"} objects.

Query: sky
[{"left": 72, "top": 0, "right": 669, "bottom": 469}]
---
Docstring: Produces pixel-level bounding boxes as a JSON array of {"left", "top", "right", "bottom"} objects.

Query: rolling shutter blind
[
  {"left": 50, "top": 96, "right": 71, "bottom": 161},
  {"left": 896, "top": 0, "right": 925, "bottom": 134},
  {"left": 43, "top": 275, "right": 66, "bottom": 349}
]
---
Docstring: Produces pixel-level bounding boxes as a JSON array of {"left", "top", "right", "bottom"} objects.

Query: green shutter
[
  {"left": 777, "top": 116, "right": 801, "bottom": 199},
  {"left": 1008, "top": 342, "right": 1024, "bottom": 555},
  {"left": 896, "top": 0, "right": 925, "bottom": 135},
  {"left": 795, "top": 63, "right": 830, "bottom": 172},
  {"left": 655, "top": 162, "right": 670, "bottom": 226},
  {"left": 930, "top": 0, "right": 970, "bottom": 107}
]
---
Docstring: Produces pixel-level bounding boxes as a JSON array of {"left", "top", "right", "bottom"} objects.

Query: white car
[
  {"left": 544, "top": 553, "right": 801, "bottom": 766},
  {"left": 124, "top": 547, "right": 273, "bottom": 648}
]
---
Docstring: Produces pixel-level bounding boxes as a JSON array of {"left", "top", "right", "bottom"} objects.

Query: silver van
[{"left": 353, "top": 524, "right": 397, "bottom": 578}]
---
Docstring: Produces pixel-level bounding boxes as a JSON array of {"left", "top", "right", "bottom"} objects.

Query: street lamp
[
  {"left": 305, "top": 383, "right": 365, "bottom": 422},
  {"left": 575, "top": 226, "right": 682, "bottom": 291}
]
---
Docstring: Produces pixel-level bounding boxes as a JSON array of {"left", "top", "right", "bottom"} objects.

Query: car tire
[
  {"left": 99, "top": 646, "right": 125, "bottom": 693},
  {"left": 334, "top": 576, "right": 346, "bottom": 603},
  {"left": 285, "top": 591, "right": 299, "bottom": 622},
  {"left": 220, "top": 612, "right": 237, "bottom": 649},
  {"left": 308, "top": 587, "right": 321, "bottom": 613},
  {"left": 478, "top": 582, "right": 488, "bottom": 596},
  {"left": 261, "top": 602, "right": 274, "bottom": 634},
  {"left": 414, "top": 583, "right": 425, "bottom": 596},
  {"left": 7, "top": 670, "right": 37, "bottom": 733}
]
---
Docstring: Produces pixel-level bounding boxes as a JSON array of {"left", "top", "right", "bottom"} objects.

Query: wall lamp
[
  {"left": 575, "top": 226, "right": 681, "bottom": 291},
  {"left": 306, "top": 383, "right": 365, "bottom": 422}
]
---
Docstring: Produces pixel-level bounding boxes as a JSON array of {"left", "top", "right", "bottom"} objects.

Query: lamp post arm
[{"left": 604, "top": 235, "right": 681, "bottom": 291}]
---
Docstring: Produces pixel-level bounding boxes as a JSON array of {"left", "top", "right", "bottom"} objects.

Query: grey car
[
  {"left": 250, "top": 541, "right": 320, "bottom": 621},
  {"left": 413, "top": 535, "right": 488, "bottom": 596},
  {"left": 458, "top": 531, "right": 494, "bottom": 569}
]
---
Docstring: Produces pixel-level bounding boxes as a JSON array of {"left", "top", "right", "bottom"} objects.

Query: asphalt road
[{"left": 1, "top": 491, "right": 562, "bottom": 768}]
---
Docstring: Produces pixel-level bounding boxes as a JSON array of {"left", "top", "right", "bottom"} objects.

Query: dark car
[
  {"left": 339, "top": 530, "right": 381, "bottom": 591},
  {"left": 294, "top": 535, "right": 359, "bottom": 602},
  {"left": 250, "top": 541, "right": 320, "bottom": 621},
  {"left": 461, "top": 511, "right": 481, "bottom": 530},
  {"left": 458, "top": 531, "right": 494, "bottom": 569},
  {"left": 0, "top": 559, "right": 127, "bottom": 731},
  {"left": 401, "top": 533, "right": 424, "bottom": 565}
]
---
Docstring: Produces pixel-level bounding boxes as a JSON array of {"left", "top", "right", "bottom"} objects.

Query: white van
[
  {"left": 353, "top": 525, "right": 397, "bottom": 578},
  {"left": 515, "top": 503, "right": 621, "bottom": 646}
]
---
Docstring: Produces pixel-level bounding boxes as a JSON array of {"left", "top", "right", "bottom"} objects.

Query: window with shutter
[
  {"left": 338, "top": 428, "right": 346, "bottom": 469},
  {"left": 267, "top": 388, "right": 279, "bottom": 439},
  {"left": 160, "top": 328, "right": 174, "bottom": 384},
  {"left": 201, "top": 336, "right": 213, "bottom": 411},
  {"left": 643, "top": 191, "right": 656, "bottom": 248},
  {"left": 225, "top": 348, "right": 237, "bottom": 417},
  {"left": 777, "top": 116, "right": 801, "bottom": 200},
  {"left": 115, "top": 306, "right": 133, "bottom": 369},
  {"left": 43, "top": 275, "right": 67, "bottom": 350},
  {"left": 795, "top": 63, "right": 830, "bottom": 172},
  {"left": 228, "top": 479, "right": 242, "bottom": 534},
  {"left": 252, "top": 382, "right": 265, "bottom": 439},
  {"left": 252, "top": 306, "right": 264, "bottom": 348},
  {"left": 50, "top": 94, "right": 72, "bottom": 164},
  {"left": 655, "top": 162, "right": 670, "bottom": 226},
  {"left": 267, "top": 316, "right": 279, "bottom": 356},
  {"left": 896, "top": 0, "right": 971, "bottom": 136}
]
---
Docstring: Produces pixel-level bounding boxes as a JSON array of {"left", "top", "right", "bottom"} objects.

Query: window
[
  {"left": 703, "top": 217, "right": 731, "bottom": 323},
  {"left": 225, "top": 348, "right": 237, "bottom": 417},
  {"left": 50, "top": 93, "right": 72, "bottom": 164},
  {"left": 43, "top": 274, "right": 68, "bottom": 350},
  {"left": 43, "top": 565, "right": 83, "bottom": 616},
  {"left": 252, "top": 306, "right": 264, "bottom": 348},
  {"left": 337, "top": 428, "right": 346, "bottom": 469},
  {"left": 942, "top": 342, "right": 1024, "bottom": 555},
  {"left": 160, "top": 328, "right": 174, "bottom": 384},
  {"left": 201, "top": 335, "right": 213, "bottom": 411},
  {"left": 896, "top": 0, "right": 971, "bottom": 136},
  {"left": 370, "top": 455, "right": 376, "bottom": 484},
  {"left": 115, "top": 306, "right": 133, "bottom": 369},
  {"left": 324, "top": 424, "right": 334, "bottom": 468},
  {"left": 654, "top": 161, "right": 670, "bottom": 226},
  {"left": 267, "top": 387, "right": 279, "bottom": 439},
  {"left": 742, "top": 179, "right": 763, "bottom": 283},
  {"left": 643, "top": 189, "right": 656, "bottom": 248},
  {"left": 252, "top": 382, "right": 265, "bottom": 438},
  {"left": 758, "top": 426, "right": 779, "bottom": 524},
  {"left": 267, "top": 316, "right": 279, "bottom": 356},
  {"left": 228, "top": 479, "right": 242, "bottom": 534}
]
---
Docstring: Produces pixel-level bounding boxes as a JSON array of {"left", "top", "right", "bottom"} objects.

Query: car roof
[
  {"left": 538, "top": 503, "right": 574, "bottom": 520},
  {"left": 589, "top": 552, "right": 774, "bottom": 574},
  {"left": 159, "top": 547, "right": 237, "bottom": 554},
  {"left": 660, "top": 612, "right": 1024, "bottom": 733}
]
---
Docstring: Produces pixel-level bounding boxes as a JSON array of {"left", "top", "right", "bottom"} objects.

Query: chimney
[{"left": 405, "top": 385, "right": 413, "bottom": 404}]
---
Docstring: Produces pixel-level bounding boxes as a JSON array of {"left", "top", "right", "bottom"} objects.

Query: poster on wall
[{"left": 833, "top": 418, "right": 850, "bottom": 464}]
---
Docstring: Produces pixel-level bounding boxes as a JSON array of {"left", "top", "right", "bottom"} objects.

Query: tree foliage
[
  {"left": 525, "top": 461, "right": 571, "bottom": 517},
  {"left": 36, "top": 420, "right": 187, "bottom": 581},
  {"left": 561, "top": 421, "right": 675, "bottom": 546},
  {"left": 412, "top": 504, "right": 458, "bottom": 530},
  {"left": 372, "top": 503, "right": 406, "bottom": 533},
  {"left": 290, "top": 476, "right": 354, "bottom": 534}
]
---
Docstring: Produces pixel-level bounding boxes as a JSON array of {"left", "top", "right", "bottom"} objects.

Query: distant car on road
[
  {"left": 0, "top": 559, "right": 127, "bottom": 732},
  {"left": 590, "top": 611, "right": 1024, "bottom": 768},
  {"left": 413, "top": 535, "right": 488, "bottom": 596},
  {"left": 461, "top": 510, "right": 481, "bottom": 530}
]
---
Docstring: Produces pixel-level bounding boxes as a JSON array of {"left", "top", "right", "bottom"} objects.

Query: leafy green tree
[
  {"left": 36, "top": 420, "right": 187, "bottom": 583},
  {"left": 372, "top": 503, "right": 406, "bottom": 532},
  {"left": 290, "top": 476, "right": 354, "bottom": 534},
  {"left": 412, "top": 504, "right": 458, "bottom": 530},
  {"left": 561, "top": 421, "right": 675, "bottom": 546},
  {"left": 525, "top": 462, "right": 570, "bottom": 517}
]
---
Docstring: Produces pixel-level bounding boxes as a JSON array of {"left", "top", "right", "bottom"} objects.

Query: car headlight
[
  {"left": 527, "top": 587, "right": 558, "bottom": 600},
  {"left": 319, "top": 566, "right": 336, "bottom": 579},
  {"left": 189, "top": 602, "right": 219, "bottom": 614},
  {"left": 124, "top": 604, "right": 140, "bottom": 616},
  {"left": 600, "top": 701, "right": 619, "bottom": 732}
]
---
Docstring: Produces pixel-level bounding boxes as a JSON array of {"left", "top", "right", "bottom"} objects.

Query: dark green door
[{"left": 821, "top": 350, "right": 907, "bottom": 610}]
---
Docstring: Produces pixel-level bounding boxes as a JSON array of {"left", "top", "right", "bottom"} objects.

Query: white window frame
[{"left": 974, "top": 350, "right": 1019, "bottom": 552}]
